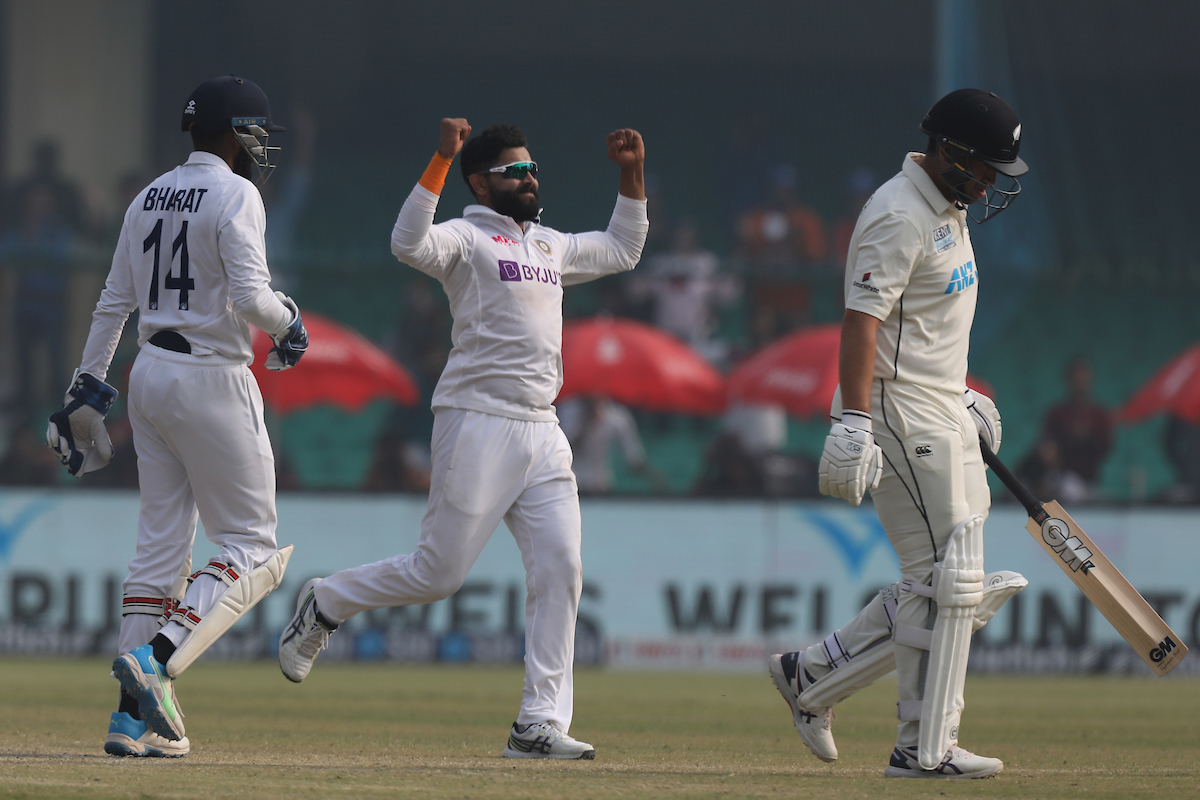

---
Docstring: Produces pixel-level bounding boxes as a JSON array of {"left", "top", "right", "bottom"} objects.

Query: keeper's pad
[
  {"left": 164, "top": 545, "right": 292, "bottom": 677},
  {"left": 798, "top": 568, "right": 1025, "bottom": 710},
  {"left": 919, "top": 514, "right": 984, "bottom": 770},
  {"left": 121, "top": 554, "right": 194, "bottom": 622}
]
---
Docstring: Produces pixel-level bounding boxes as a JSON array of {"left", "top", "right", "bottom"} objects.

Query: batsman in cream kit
[
  {"left": 46, "top": 75, "right": 306, "bottom": 758},
  {"left": 769, "top": 89, "right": 1031, "bottom": 779}
]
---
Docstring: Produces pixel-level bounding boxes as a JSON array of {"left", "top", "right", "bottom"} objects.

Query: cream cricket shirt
[
  {"left": 391, "top": 186, "right": 648, "bottom": 422},
  {"left": 844, "top": 154, "right": 978, "bottom": 394},
  {"left": 79, "top": 151, "right": 293, "bottom": 379}
]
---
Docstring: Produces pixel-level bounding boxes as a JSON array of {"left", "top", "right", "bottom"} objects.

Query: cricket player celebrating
[
  {"left": 279, "top": 119, "right": 648, "bottom": 760},
  {"left": 769, "top": 89, "right": 1030, "bottom": 778},
  {"left": 47, "top": 75, "right": 304, "bottom": 757}
]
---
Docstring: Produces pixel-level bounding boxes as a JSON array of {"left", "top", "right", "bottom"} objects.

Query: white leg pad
[
  {"left": 918, "top": 514, "right": 984, "bottom": 770},
  {"left": 798, "top": 567, "right": 1024, "bottom": 711},
  {"left": 165, "top": 545, "right": 292, "bottom": 677}
]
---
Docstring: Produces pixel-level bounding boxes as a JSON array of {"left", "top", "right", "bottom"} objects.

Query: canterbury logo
[{"left": 915, "top": 445, "right": 932, "bottom": 457}]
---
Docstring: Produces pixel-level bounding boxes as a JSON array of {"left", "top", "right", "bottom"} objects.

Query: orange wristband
[{"left": 418, "top": 152, "right": 454, "bottom": 194}]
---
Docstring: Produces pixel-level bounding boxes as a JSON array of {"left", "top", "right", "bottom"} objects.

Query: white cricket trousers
[
  {"left": 316, "top": 408, "right": 583, "bottom": 732},
  {"left": 805, "top": 379, "right": 990, "bottom": 747},
  {"left": 118, "top": 344, "right": 280, "bottom": 655}
]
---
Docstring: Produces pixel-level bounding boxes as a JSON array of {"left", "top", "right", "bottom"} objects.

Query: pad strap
[
  {"left": 897, "top": 700, "right": 923, "bottom": 721},
  {"left": 122, "top": 595, "right": 174, "bottom": 617},
  {"left": 167, "top": 606, "right": 203, "bottom": 631},
  {"left": 194, "top": 560, "right": 240, "bottom": 587}
]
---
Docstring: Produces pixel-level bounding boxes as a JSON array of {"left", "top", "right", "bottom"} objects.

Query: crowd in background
[{"left": 2, "top": 135, "right": 1198, "bottom": 505}]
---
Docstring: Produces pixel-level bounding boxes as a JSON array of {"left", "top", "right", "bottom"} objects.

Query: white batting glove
[
  {"left": 963, "top": 388, "right": 1002, "bottom": 454},
  {"left": 818, "top": 410, "right": 883, "bottom": 507}
]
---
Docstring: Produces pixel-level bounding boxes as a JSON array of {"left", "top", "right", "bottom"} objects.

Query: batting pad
[
  {"left": 919, "top": 514, "right": 984, "bottom": 770},
  {"left": 798, "top": 568, "right": 1024, "bottom": 710},
  {"left": 166, "top": 545, "right": 292, "bottom": 677}
]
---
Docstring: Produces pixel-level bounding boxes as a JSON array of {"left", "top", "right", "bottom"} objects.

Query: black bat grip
[{"left": 979, "top": 438, "right": 1049, "bottom": 524}]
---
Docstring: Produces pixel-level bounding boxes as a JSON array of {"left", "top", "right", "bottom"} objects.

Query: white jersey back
[
  {"left": 79, "top": 151, "right": 291, "bottom": 377},
  {"left": 843, "top": 154, "right": 978, "bottom": 394}
]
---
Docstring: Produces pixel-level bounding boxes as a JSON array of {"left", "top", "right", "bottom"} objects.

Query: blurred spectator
[
  {"left": 733, "top": 164, "right": 829, "bottom": 334},
  {"left": 692, "top": 429, "right": 764, "bottom": 497},
  {"left": 1161, "top": 414, "right": 1200, "bottom": 503},
  {"left": 1, "top": 143, "right": 88, "bottom": 416},
  {"left": 0, "top": 421, "right": 60, "bottom": 486},
  {"left": 1017, "top": 356, "right": 1113, "bottom": 503},
  {"left": 5, "top": 140, "right": 87, "bottom": 234},
  {"left": 829, "top": 167, "right": 878, "bottom": 273},
  {"left": 363, "top": 421, "right": 433, "bottom": 494},
  {"left": 558, "top": 396, "right": 664, "bottom": 494},
  {"left": 627, "top": 218, "right": 740, "bottom": 365},
  {"left": 262, "top": 106, "right": 317, "bottom": 289}
]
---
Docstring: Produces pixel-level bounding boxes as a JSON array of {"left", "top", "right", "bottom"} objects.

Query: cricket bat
[{"left": 979, "top": 440, "right": 1187, "bottom": 676}]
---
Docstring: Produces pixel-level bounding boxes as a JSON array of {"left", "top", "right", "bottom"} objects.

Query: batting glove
[
  {"left": 46, "top": 371, "right": 118, "bottom": 476},
  {"left": 963, "top": 388, "right": 1002, "bottom": 455},
  {"left": 265, "top": 291, "right": 308, "bottom": 371},
  {"left": 818, "top": 410, "right": 883, "bottom": 507}
]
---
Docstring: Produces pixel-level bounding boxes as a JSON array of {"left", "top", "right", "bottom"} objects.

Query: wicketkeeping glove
[
  {"left": 818, "top": 410, "right": 883, "bottom": 507},
  {"left": 963, "top": 387, "right": 1002, "bottom": 455},
  {"left": 46, "top": 371, "right": 118, "bottom": 476},
  {"left": 265, "top": 291, "right": 308, "bottom": 371}
]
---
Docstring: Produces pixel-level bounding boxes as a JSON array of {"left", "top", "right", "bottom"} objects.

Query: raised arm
[{"left": 391, "top": 118, "right": 474, "bottom": 277}]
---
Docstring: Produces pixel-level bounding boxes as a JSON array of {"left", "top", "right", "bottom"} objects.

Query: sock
[
  {"left": 118, "top": 690, "right": 140, "bottom": 720},
  {"left": 151, "top": 633, "right": 176, "bottom": 666}
]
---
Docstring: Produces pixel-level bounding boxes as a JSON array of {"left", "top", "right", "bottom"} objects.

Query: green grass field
[{"left": 0, "top": 657, "right": 1195, "bottom": 799}]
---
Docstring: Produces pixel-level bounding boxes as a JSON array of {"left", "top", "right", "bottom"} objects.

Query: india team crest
[{"left": 534, "top": 239, "right": 553, "bottom": 256}]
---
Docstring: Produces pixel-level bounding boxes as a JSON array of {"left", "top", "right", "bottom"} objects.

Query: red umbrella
[
  {"left": 558, "top": 317, "right": 726, "bottom": 415},
  {"left": 1117, "top": 343, "right": 1200, "bottom": 423},
  {"left": 727, "top": 323, "right": 995, "bottom": 418},
  {"left": 251, "top": 312, "right": 420, "bottom": 414}
]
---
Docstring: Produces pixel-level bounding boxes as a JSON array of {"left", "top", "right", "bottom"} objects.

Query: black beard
[
  {"left": 490, "top": 184, "right": 540, "bottom": 223},
  {"left": 233, "top": 146, "right": 255, "bottom": 181}
]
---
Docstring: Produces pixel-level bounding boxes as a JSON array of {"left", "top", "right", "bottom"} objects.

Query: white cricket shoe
[
  {"left": 502, "top": 722, "right": 596, "bottom": 759},
  {"left": 112, "top": 645, "right": 185, "bottom": 741},
  {"left": 884, "top": 745, "right": 1004, "bottom": 779},
  {"left": 278, "top": 578, "right": 339, "bottom": 683},
  {"left": 104, "top": 711, "right": 190, "bottom": 758},
  {"left": 769, "top": 651, "right": 837, "bottom": 762}
]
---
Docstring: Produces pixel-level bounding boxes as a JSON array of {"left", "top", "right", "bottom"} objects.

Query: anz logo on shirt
[
  {"left": 498, "top": 260, "right": 561, "bottom": 285},
  {"left": 943, "top": 260, "right": 976, "bottom": 294}
]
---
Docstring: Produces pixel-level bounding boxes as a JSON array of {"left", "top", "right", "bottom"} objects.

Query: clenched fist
[{"left": 438, "top": 118, "right": 471, "bottom": 159}]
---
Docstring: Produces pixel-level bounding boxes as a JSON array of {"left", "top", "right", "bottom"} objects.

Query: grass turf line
[{"left": 0, "top": 657, "right": 1195, "bottom": 799}]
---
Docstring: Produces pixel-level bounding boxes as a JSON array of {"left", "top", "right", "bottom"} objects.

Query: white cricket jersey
[
  {"left": 844, "top": 153, "right": 978, "bottom": 394},
  {"left": 391, "top": 185, "right": 648, "bottom": 422},
  {"left": 78, "top": 151, "right": 292, "bottom": 379}
]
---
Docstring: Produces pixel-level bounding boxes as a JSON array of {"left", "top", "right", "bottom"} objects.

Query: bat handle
[{"left": 979, "top": 438, "right": 1049, "bottom": 524}]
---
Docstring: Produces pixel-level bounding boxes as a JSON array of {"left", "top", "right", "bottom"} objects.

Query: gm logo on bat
[
  {"left": 1149, "top": 636, "right": 1179, "bottom": 664},
  {"left": 1041, "top": 518, "right": 1096, "bottom": 574}
]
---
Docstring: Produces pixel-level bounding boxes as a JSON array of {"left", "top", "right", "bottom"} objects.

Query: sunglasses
[{"left": 479, "top": 161, "right": 539, "bottom": 180}]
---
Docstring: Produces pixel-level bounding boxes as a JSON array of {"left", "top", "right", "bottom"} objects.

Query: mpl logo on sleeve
[{"left": 933, "top": 223, "right": 956, "bottom": 253}]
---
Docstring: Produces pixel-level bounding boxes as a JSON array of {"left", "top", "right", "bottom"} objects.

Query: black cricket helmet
[
  {"left": 920, "top": 88, "right": 1028, "bottom": 223},
  {"left": 181, "top": 75, "right": 284, "bottom": 185}
]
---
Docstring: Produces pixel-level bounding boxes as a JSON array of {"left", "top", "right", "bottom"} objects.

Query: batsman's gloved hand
[
  {"left": 45, "top": 371, "right": 118, "bottom": 476},
  {"left": 963, "top": 387, "right": 1002, "bottom": 455},
  {"left": 265, "top": 291, "right": 308, "bottom": 371},
  {"left": 818, "top": 410, "right": 883, "bottom": 507}
]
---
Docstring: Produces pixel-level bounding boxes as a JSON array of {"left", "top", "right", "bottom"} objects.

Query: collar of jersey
[
  {"left": 184, "top": 151, "right": 232, "bottom": 172},
  {"left": 901, "top": 153, "right": 958, "bottom": 218},
  {"left": 463, "top": 203, "right": 537, "bottom": 237}
]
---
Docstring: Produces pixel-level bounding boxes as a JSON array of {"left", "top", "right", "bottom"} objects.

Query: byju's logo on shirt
[
  {"left": 498, "top": 260, "right": 561, "bottom": 285},
  {"left": 944, "top": 260, "right": 976, "bottom": 294}
]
